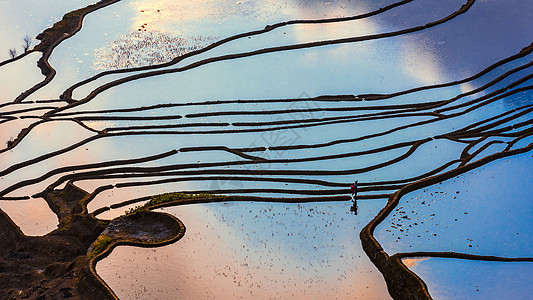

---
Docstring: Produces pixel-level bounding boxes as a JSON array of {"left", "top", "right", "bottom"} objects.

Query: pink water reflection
[{"left": 97, "top": 202, "right": 391, "bottom": 299}]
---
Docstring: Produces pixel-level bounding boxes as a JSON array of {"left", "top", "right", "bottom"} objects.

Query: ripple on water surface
[{"left": 97, "top": 200, "right": 392, "bottom": 299}]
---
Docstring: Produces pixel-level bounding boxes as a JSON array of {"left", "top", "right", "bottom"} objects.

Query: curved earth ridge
[{"left": 0, "top": 0, "right": 532, "bottom": 299}]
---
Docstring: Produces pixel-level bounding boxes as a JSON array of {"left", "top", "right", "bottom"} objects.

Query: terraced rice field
[{"left": 1, "top": 0, "right": 532, "bottom": 299}]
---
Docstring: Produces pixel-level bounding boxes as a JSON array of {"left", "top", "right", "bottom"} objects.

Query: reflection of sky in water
[
  {"left": 0, "top": 197, "right": 57, "bottom": 236},
  {"left": 0, "top": 52, "right": 44, "bottom": 102},
  {"left": 97, "top": 201, "right": 392, "bottom": 299},
  {"left": 52, "top": 0, "right": 531, "bottom": 102},
  {"left": 130, "top": 0, "right": 394, "bottom": 36},
  {"left": 0, "top": 0, "right": 531, "bottom": 297},
  {"left": 68, "top": 39, "right": 448, "bottom": 111},
  {"left": 0, "top": 118, "right": 36, "bottom": 148},
  {"left": 4, "top": 89, "right": 527, "bottom": 200},
  {"left": 406, "top": 0, "right": 533, "bottom": 79},
  {"left": 376, "top": 152, "right": 533, "bottom": 257},
  {"left": 408, "top": 258, "right": 533, "bottom": 300},
  {"left": 31, "top": 0, "right": 468, "bottom": 100},
  {"left": 0, "top": 120, "right": 94, "bottom": 170},
  {"left": 2, "top": 0, "right": 528, "bottom": 227},
  {"left": 5, "top": 0, "right": 531, "bottom": 102}
]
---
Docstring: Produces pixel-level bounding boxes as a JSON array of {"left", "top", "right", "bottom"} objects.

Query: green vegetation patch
[
  {"left": 55, "top": 215, "right": 73, "bottom": 233},
  {"left": 88, "top": 234, "right": 112, "bottom": 259},
  {"left": 125, "top": 192, "right": 223, "bottom": 215}
]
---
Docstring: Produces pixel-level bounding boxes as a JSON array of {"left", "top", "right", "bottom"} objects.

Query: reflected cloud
[
  {"left": 291, "top": 13, "right": 377, "bottom": 44},
  {"left": 400, "top": 35, "right": 445, "bottom": 85},
  {"left": 130, "top": 0, "right": 376, "bottom": 35},
  {"left": 402, "top": 257, "right": 430, "bottom": 268},
  {"left": 130, "top": 0, "right": 280, "bottom": 32}
]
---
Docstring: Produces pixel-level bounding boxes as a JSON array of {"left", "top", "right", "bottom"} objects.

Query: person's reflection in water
[
  {"left": 350, "top": 180, "right": 358, "bottom": 215},
  {"left": 350, "top": 201, "right": 358, "bottom": 215}
]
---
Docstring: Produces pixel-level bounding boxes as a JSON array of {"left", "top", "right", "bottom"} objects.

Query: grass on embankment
[
  {"left": 88, "top": 234, "right": 112, "bottom": 259},
  {"left": 125, "top": 192, "right": 224, "bottom": 215}
]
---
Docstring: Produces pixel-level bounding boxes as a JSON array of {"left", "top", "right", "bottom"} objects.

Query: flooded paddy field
[
  {"left": 98, "top": 201, "right": 391, "bottom": 299},
  {"left": 0, "top": 0, "right": 532, "bottom": 299}
]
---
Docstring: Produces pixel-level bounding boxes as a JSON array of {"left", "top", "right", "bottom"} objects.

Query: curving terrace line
[
  {"left": 359, "top": 141, "right": 533, "bottom": 299},
  {"left": 60, "top": 0, "right": 415, "bottom": 101},
  {"left": 46, "top": 0, "right": 476, "bottom": 115},
  {"left": 3, "top": 43, "right": 530, "bottom": 155},
  {"left": 1, "top": 0, "right": 533, "bottom": 298}
]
